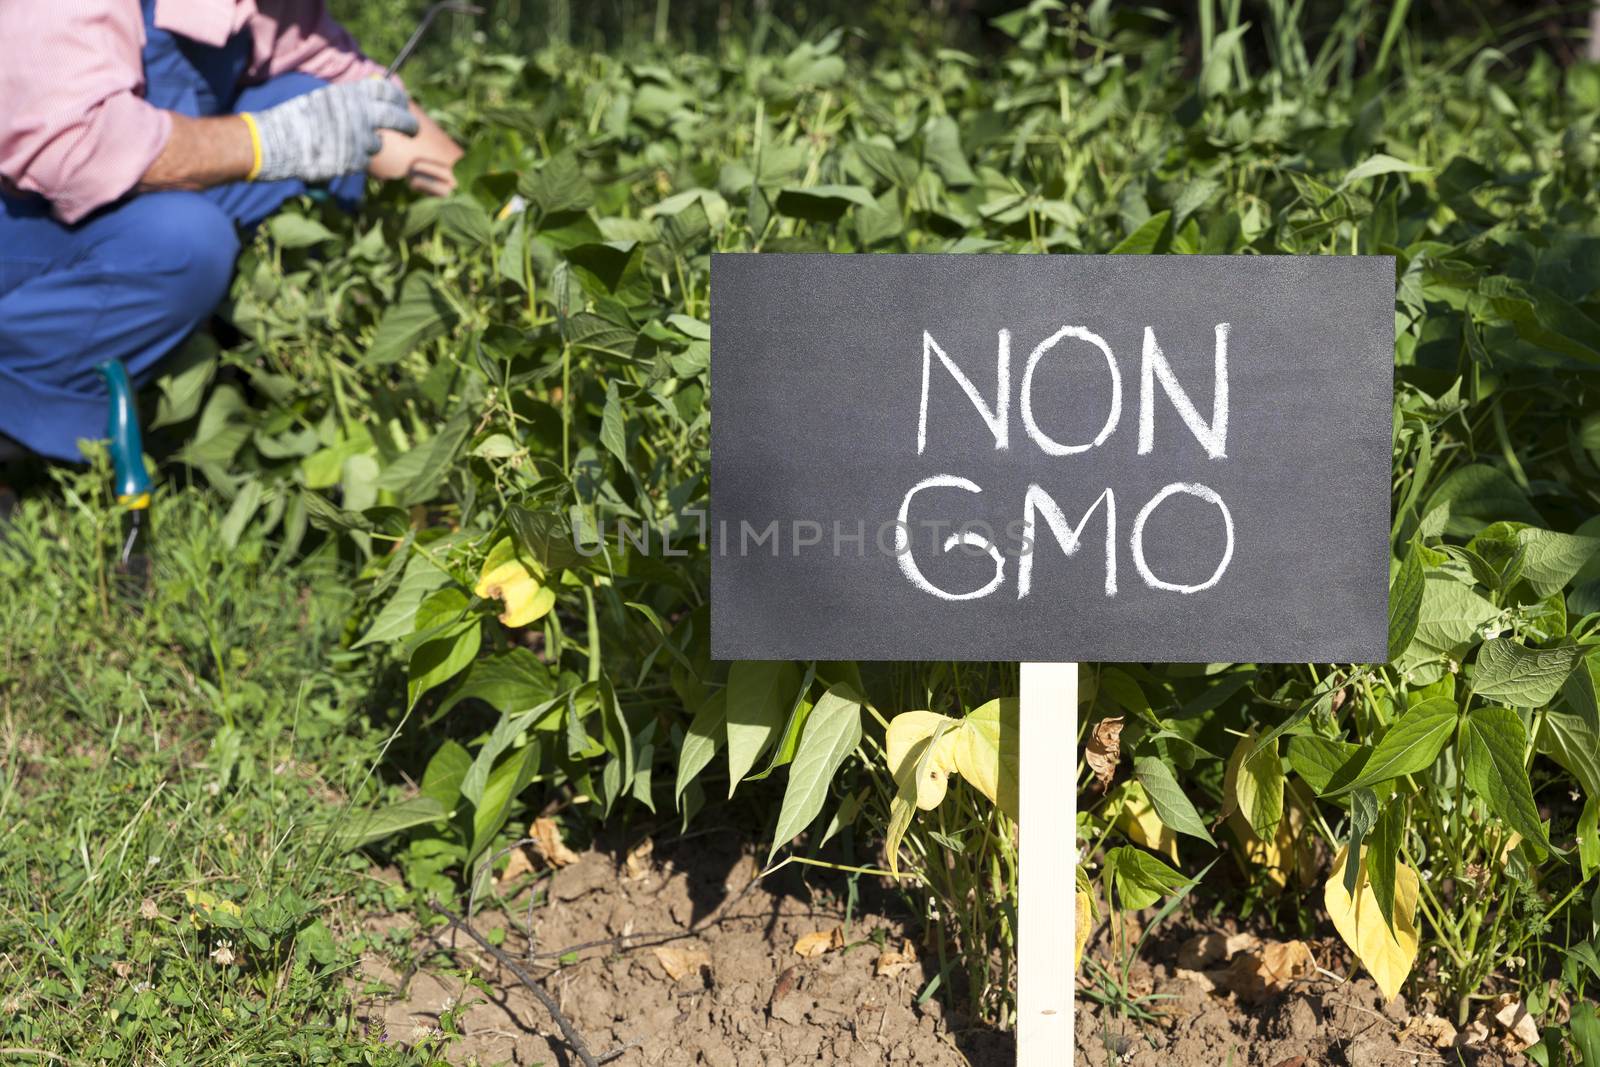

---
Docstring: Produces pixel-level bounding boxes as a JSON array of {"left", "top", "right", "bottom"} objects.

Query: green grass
[{"left": 0, "top": 478, "right": 440, "bottom": 1065}]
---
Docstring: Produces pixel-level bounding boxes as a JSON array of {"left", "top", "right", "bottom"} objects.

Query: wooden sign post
[
  {"left": 1018, "top": 661, "right": 1079, "bottom": 1058},
  {"left": 709, "top": 254, "right": 1393, "bottom": 1065}
]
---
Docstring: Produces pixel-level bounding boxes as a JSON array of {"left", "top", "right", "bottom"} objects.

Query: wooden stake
[{"left": 1017, "top": 661, "right": 1079, "bottom": 1065}]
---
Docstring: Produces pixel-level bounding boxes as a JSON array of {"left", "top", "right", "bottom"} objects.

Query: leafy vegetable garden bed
[{"left": 8, "top": 1, "right": 1600, "bottom": 1063}]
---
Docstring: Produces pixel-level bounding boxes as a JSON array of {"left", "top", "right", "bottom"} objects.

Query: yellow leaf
[
  {"left": 1324, "top": 846, "right": 1420, "bottom": 1002},
  {"left": 1075, "top": 889, "right": 1092, "bottom": 972},
  {"left": 952, "top": 698, "right": 1019, "bottom": 819},
  {"left": 1113, "top": 780, "right": 1179, "bottom": 864},
  {"left": 885, "top": 711, "right": 960, "bottom": 810},
  {"left": 883, "top": 711, "right": 962, "bottom": 875},
  {"left": 1224, "top": 730, "right": 1282, "bottom": 839},
  {"left": 475, "top": 538, "right": 553, "bottom": 628},
  {"left": 183, "top": 889, "right": 241, "bottom": 927}
]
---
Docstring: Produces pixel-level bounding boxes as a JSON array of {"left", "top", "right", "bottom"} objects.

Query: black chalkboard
[{"left": 710, "top": 254, "right": 1393, "bottom": 663}]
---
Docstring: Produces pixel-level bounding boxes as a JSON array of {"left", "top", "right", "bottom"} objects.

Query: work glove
[{"left": 243, "top": 81, "right": 419, "bottom": 184}]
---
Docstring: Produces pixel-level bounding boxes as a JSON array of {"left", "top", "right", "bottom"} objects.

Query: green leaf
[
  {"left": 1424, "top": 464, "right": 1541, "bottom": 537},
  {"left": 518, "top": 151, "right": 593, "bottom": 216},
  {"left": 676, "top": 690, "right": 727, "bottom": 802},
  {"left": 1537, "top": 710, "right": 1600, "bottom": 798},
  {"left": 1133, "top": 754, "right": 1216, "bottom": 845},
  {"left": 853, "top": 141, "right": 920, "bottom": 189},
  {"left": 1324, "top": 697, "right": 1457, "bottom": 795},
  {"left": 219, "top": 480, "right": 262, "bottom": 551},
  {"left": 368, "top": 273, "right": 455, "bottom": 366},
  {"left": 1111, "top": 211, "right": 1171, "bottom": 254},
  {"left": 469, "top": 743, "right": 540, "bottom": 861},
  {"left": 378, "top": 412, "right": 473, "bottom": 506},
  {"left": 407, "top": 590, "right": 482, "bottom": 708},
  {"left": 1388, "top": 545, "right": 1425, "bottom": 662},
  {"left": 1563, "top": 654, "right": 1600, "bottom": 731},
  {"left": 1339, "top": 153, "right": 1429, "bottom": 189},
  {"left": 420, "top": 740, "right": 473, "bottom": 809},
  {"left": 601, "top": 380, "right": 628, "bottom": 464},
  {"left": 1236, "top": 736, "right": 1284, "bottom": 840},
  {"left": 1579, "top": 796, "right": 1600, "bottom": 881},
  {"left": 301, "top": 490, "right": 370, "bottom": 535},
  {"left": 1409, "top": 576, "right": 1498, "bottom": 658},
  {"left": 774, "top": 184, "right": 877, "bottom": 222},
  {"left": 1368, "top": 798, "right": 1404, "bottom": 932},
  {"left": 1344, "top": 788, "right": 1378, "bottom": 897},
  {"left": 338, "top": 796, "right": 448, "bottom": 850},
  {"left": 1572, "top": 1003, "right": 1600, "bottom": 1067},
  {"left": 1287, "top": 735, "right": 1362, "bottom": 795},
  {"left": 922, "top": 115, "right": 976, "bottom": 187},
  {"left": 1461, "top": 706, "right": 1549, "bottom": 854},
  {"left": 1199, "top": 23, "right": 1249, "bottom": 96},
  {"left": 1516, "top": 528, "right": 1600, "bottom": 596},
  {"left": 150, "top": 338, "right": 218, "bottom": 430},
  {"left": 768, "top": 685, "right": 863, "bottom": 860},
  {"left": 725, "top": 661, "right": 802, "bottom": 797},
  {"left": 434, "top": 648, "right": 555, "bottom": 720},
  {"left": 1472, "top": 639, "right": 1584, "bottom": 707},
  {"left": 354, "top": 554, "right": 451, "bottom": 648},
  {"left": 267, "top": 213, "right": 336, "bottom": 248},
  {"left": 437, "top": 196, "right": 495, "bottom": 248},
  {"left": 1108, "top": 845, "right": 1187, "bottom": 910}
]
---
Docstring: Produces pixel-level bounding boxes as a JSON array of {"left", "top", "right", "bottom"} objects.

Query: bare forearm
[{"left": 137, "top": 113, "right": 254, "bottom": 192}]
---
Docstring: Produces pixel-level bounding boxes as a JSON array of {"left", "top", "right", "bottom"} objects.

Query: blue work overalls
[{"left": 0, "top": 0, "right": 365, "bottom": 462}]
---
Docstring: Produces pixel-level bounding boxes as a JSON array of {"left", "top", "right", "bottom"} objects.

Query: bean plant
[{"left": 160, "top": 0, "right": 1600, "bottom": 1046}]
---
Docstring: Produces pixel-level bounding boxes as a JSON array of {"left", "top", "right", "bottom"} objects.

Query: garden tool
[
  {"left": 97, "top": 360, "right": 153, "bottom": 579},
  {"left": 386, "top": 2, "right": 485, "bottom": 78}
]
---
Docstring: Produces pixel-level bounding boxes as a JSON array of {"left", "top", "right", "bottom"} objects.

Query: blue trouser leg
[
  {"left": 0, "top": 192, "right": 239, "bottom": 462},
  {"left": 0, "top": 73, "right": 366, "bottom": 462},
  {"left": 206, "top": 73, "right": 367, "bottom": 226}
]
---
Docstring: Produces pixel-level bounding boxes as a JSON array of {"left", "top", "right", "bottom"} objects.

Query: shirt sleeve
[
  {"left": 0, "top": 3, "right": 173, "bottom": 224},
  {"left": 251, "top": 1, "right": 390, "bottom": 87}
]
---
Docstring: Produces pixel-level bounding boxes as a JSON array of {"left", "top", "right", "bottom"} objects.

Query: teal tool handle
[{"left": 97, "top": 361, "right": 152, "bottom": 507}]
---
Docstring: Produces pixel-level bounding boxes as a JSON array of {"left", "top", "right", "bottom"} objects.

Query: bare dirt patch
[
  {"left": 351, "top": 833, "right": 1530, "bottom": 1066},
  {"left": 353, "top": 831, "right": 1008, "bottom": 1066},
  {"left": 1075, "top": 913, "right": 1528, "bottom": 1067}
]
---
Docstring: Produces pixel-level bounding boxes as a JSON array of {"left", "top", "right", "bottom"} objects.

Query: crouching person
[{"left": 0, "top": 0, "right": 463, "bottom": 461}]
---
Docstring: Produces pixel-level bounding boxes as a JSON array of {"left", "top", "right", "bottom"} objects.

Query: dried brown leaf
[
  {"left": 1177, "top": 931, "right": 1259, "bottom": 970},
  {"left": 1218, "top": 939, "right": 1314, "bottom": 1002},
  {"left": 1402, "top": 1013, "right": 1458, "bottom": 1049},
  {"left": 1493, "top": 998, "right": 1540, "bottom": 1050},
  {"left": 1085, "top": 716, "right": 1124, "bottom": 787},
  {"left": 529, "top": 817, "right": 581, "bottom": 869},
  {"left": 651, "top": 944, "right": 710, "bottom": 982},
  {"left": 793, "top": 927, "right": 845, "bottom": 958},
  {"left": 875, "top": 940, "right": 918, "bottom": 978},
  {"left": 624, "top": 837, "right": 654, "bottom": 881},
  {"left": 496, "top": 844, "right": 536, "bottom": 891}
]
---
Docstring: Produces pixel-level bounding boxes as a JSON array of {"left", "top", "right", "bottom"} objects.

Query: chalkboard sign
[{"left": 710, "top": 254, "right": 1393, "bottom": 663}]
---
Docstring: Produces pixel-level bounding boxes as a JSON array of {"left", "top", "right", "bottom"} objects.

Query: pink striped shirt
[{"left": 0, "top": 1, "right": 386, "bottom": 223}]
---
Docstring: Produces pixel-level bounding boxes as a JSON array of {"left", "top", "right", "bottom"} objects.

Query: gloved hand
[{"left": 244, "top": 81, "right": 419, "bottom": 184}]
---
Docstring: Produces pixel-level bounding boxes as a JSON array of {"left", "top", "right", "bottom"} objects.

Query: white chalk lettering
[
  {"left": 896, "top": 475, "right": 1006, "bottom": 600},
  {"left": 1139, "top": 323, "right": 1229, "bottom": 459},
  {"left": 1130, "top": 482, "right": 1234, "bottom": 593},
  {"left": 1017, "top": 485, "right": 1117, "bottom": 599},
  {"left": 918, "top": 330, "right": 1010, "bottom": 454},
  {"left": 897, "top": 324, "right": 1238, "bottom": 600},
  {"left": 1020, "top": 326, "right": 1121, "bottom": 456}
]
